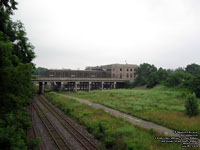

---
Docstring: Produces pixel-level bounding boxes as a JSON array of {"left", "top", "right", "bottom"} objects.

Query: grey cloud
[{"left": 12, "top": 0, "right": 200, "bottom": 69}]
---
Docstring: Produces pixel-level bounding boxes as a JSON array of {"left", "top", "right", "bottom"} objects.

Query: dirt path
[{"left": 61, "top": 94, "right": 195, "bottom": 139}]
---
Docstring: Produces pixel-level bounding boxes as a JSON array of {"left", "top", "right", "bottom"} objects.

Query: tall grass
[
  {"left": 64, "top": 85, "right": 200, "bottom": 134},
  {"left": 45, "top": 92, "right": 189, "bottom": 150}
]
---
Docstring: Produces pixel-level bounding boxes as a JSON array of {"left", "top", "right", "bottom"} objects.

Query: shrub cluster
[{"left": 185, "top": 94, "right": 199, "bottom": 117}]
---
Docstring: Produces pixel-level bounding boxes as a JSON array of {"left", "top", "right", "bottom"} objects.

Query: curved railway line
[{"left": 34, "top": 96, "right": 98, "bottom": 150}]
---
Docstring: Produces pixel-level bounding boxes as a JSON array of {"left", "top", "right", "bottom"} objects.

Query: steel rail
[
  {"left": 31, "top": 103, "right": 37, "bottom": 139},
  {"left": 31, "top": 100, "right": 47, "bottom": 150},
  {"left": 38, "top": 96, "right": 98, "bottom": 150},
  {"left": 33, "top": 100, "right": 71, "bottom": 150}
]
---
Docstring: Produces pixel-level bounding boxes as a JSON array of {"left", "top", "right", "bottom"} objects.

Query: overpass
[{"left": 33, "top": 77, "right": 128, "bottom": 94}]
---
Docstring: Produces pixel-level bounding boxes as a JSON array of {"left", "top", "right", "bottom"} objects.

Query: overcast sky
[{"left": 12, "top": 0, "right": 200, "bottom": 70}]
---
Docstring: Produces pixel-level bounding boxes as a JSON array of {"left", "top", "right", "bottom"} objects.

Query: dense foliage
[
  {"left": 185, "top": 94, "right": 199, "bottom": 117},
  {"left": 0, "top": 1, "right": 38, "bottom": 149},
  {"left": 134, "top": 63, "right": 200, "bottom": 98},
  {"left": 133, "top": 63, "right": 168, "bottom": 88},
  {"left": 33, "top": 67, "right": 48, "bottom": 77}
]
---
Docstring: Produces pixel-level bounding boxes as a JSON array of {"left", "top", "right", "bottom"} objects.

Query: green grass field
[
  {"left": 64, "top": 86, "right": 200, "bottom": 135},
  {"left": 44, "top": 92, "right": 192, "bottom": 150}
]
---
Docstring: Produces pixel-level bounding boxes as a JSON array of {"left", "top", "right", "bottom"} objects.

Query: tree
[
  {"left": 185, "top": 94, "right": 199, "bottom": 117},
  {"left": 0, "top": 1, "right": 38, "bottom": 149},
  {"left": 134, "top": 63, "right": 157, "bottom": 86},
  {"left": 185, "top": 63, "right": 200, "bottom": 75},
  {"left": 175, "top": 67, "right": 185, "bottom": 72},
  {"left": 164, "top": 72, "right": 192, "bottom": 87},
  {"left": 186, "top": 75, "right": 200, "bottom": 98},
  {"left": 146, "top": 72, "right": 159, "bottom": 88},
  {"left": 34, "top": 67, "right": 48, "bottom": 77},
  {"left": 157, "top": 67, "right": 168, "bottom": 83},
  {"left": 0, "top": 18, "right": 35, "bottom": 113},
  {"left": 0, "top": 0, "right": 18, "bottom": 14},
  {"left": 134, "top": 64, "right": 169, "bottom": 88}
]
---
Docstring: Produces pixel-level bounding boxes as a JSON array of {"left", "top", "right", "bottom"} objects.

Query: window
[
  {"left": 120, "top": 74, "right": 122, "bottom": 78},
  {"left": 130, "top": 69, "right": 132, "bottom": 71},
  {"left": 113, "top": 68, "right": 115, "bottom": 71},
  {"left": 130, "top": 73, "right": 132, "bottom": 78},
  {"left": 127, "top": 69, "right": 129, "bottom": 71},
  {"left": 127, "top": 73, "right": 129, "bottom": 78},
  {"left": 50, "top": 72, "right": 54, "bottom": 77},
  {"left": 113, "top": 74, "right": 115, "bottom": 78},
  {"left": 120, "top": 68, "right": 122, "bottom": 71},
  {"left": 65, "top": 72, "right": 69, "bottom": 77}
]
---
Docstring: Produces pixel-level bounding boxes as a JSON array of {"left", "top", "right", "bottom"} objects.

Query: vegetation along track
[
  {"left": 33, "top": 98, "right": 71, "bottom": 150},
  {"left": 38, "top": 95, "right": 99, "bottom": 150}
]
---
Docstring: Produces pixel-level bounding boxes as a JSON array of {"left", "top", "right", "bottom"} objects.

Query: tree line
[
  {"left": 33, "top": 67, "right": 48, "bottom": 77},
  {"left": 133, "top": 63, "right": 200, "bottom": 98},
  {"left": 133, "top": 63, "right": 200, "bottom": 116},
  {"left": 0, "top": 0, "right": 39, "bottom": 149}
]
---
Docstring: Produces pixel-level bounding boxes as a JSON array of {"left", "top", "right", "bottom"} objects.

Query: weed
[
  {"left": 45, "top": 92, "right": 188, "bottom": 150},
  {"left": 66, "top": 86, "right": 200, "bottom": 135},
  {"left": 105, "top": 136, "right": 114, "bottom": 148}
]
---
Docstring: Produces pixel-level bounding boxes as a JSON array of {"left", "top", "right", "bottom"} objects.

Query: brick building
[
  {"left": 46, "top": 64, "right": 138, "bottom": 82},
  {"left": 86, "top": 64, "right": 138, "bottom": 82}
]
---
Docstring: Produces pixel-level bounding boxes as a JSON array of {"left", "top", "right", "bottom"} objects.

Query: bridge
[{"left": 33, "top": 77, "right": 128, "bottom": 94}]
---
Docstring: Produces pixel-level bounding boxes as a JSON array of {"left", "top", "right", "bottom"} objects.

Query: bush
[
  {"left": 28, "top": 138, "right": 41, "bottom": 150},
  {"left": 189, "top": 76, "right": 200, "bottom": 98},
  {"left": 124, "top": 81, "right": 133, "bottom": 89},
  {"left": 146, "top": 80, "right": 158, "bottom": 88},
  {"left": 105, "top": 136, "right": 114, "bottom": 148},
  {"left": 125, "top": 140, "right": 136, "bottom": 150},
  {"left": 185, "top": 94, "right": 199, "bottom": 117},
  {"left": 164, "top": 73, "right": 182, "bottom": 87},
  {"left": 125, "top": 139, "right": 147, "bottom": 150}
]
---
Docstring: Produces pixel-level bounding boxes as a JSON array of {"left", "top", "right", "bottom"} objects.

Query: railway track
[
  {"left": 31, "top": 104, "right": 37, "bottom": 139},
  {"left": 37, "top": 96, "right": 98, "bottom": 150},
  {"left": 31, "top": 103, "right": 47, "bottom": 150},
  {"left": 33, "top": 99, "right": 71, "bottom": 150}
]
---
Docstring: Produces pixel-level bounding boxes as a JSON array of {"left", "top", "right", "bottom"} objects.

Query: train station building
[
  {"left": 35, "top": 64, "right": 138, "bottom": 94},
  {"left": 47, "top": 64, "right": 138, "bottom": 82}
]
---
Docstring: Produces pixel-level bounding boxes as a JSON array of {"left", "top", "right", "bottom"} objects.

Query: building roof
[
  {"left": 100, "top": 64, "right": 138, "bottom": 68},
  {"left": 48, "top": 69, "right": 104, "bottom": 72}
]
